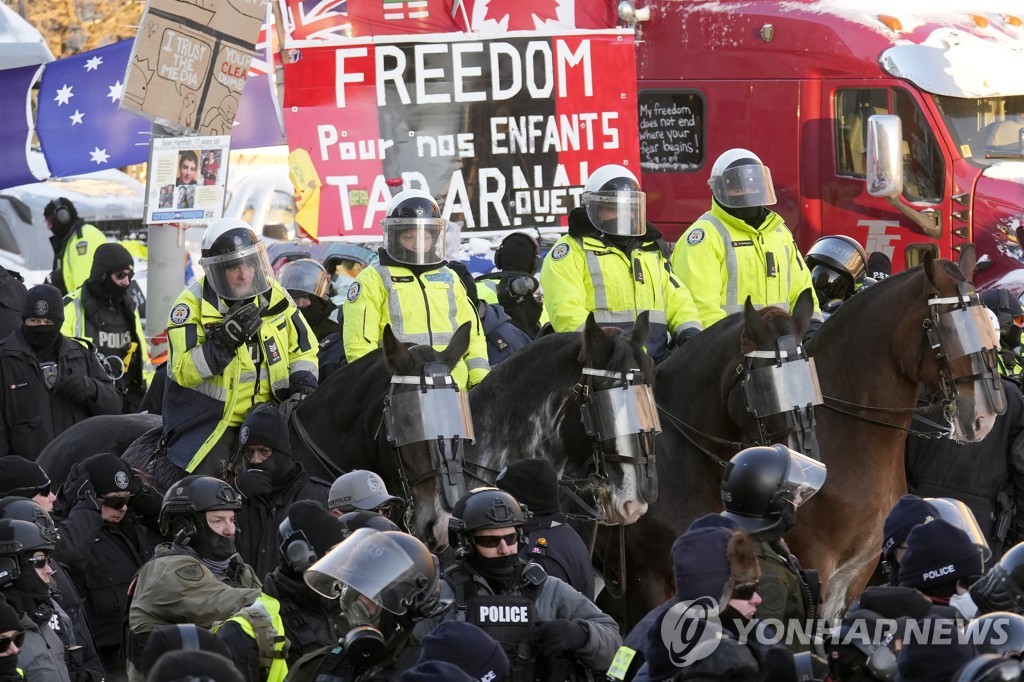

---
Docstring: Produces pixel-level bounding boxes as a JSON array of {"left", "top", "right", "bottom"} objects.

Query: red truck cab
[{"left": 634, "top": 1, "right": 1024, "bottom": 289}]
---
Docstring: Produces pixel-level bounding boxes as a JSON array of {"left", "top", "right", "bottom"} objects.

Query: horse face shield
[
  {"left": 384, "top": 367, "right": 473, "bottom": 512},
  {"left": 579, "top": 368, "right": 661, "bottom": 506},
  {"left": 928, "top": 287, "right": 1006, "bottom": 438}
]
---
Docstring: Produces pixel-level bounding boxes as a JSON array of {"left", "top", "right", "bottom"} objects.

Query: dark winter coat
[{"left": 0, "top": 329, "right": 120, "bottom": 458}]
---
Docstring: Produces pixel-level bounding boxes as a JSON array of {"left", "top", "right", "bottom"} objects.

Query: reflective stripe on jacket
[
  {"left": 62, "top": 289, "right": 153, "bottom": 387},
  {"left": 215, "top": 594, "right": 289, "bottom": 682},
  {"left": 343, "top": 262, "right": 489, "bottom": 388},
  {"left": 670, "top": 201, "right": 821, "bottom": 328}
]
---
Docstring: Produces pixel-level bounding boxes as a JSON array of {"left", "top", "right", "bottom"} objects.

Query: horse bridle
[
  {"left": 822, "top": 281, "right": 1005, "bottom": 438},
  {"left": 548, "top": 366, "right": 661, "bottom": 521},
  {"left": 656, "top": 334, "right": 823, "bottom": 463},
  {"left": 381, "top": 365, "right": 472, "bottom": 527}
]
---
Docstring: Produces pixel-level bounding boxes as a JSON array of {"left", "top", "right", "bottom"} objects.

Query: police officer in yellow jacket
[
  {"left": 343, "top": 190, "right": 488, "bottom": 388},
  {"left": 672, "top": 149, "right": 822, "bottom": 330},
  {"left": 44, "top": 198, "right": 107, "bottom": 297},
  {"left": 540, "top": 164, "right": 702, "bottom": 362},
  {"left": 163, "top": 218, "right": 318, "bottom": 479}
]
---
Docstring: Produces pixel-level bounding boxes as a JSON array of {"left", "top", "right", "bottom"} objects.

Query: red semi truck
[{"left": 632, "top": 1, "right": 1024, "bottom": 289}]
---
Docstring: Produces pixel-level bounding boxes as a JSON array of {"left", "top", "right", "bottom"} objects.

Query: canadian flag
[
  {"left": 451, "top": 0, "right": 615, "bottom": 32},
  {"left": 346, "top": 0, "right": 460, "bottom": 35}
]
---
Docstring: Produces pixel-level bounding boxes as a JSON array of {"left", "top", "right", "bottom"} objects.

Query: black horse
[
  {"left": 37, "top": 413, "right": 161, "bottom": 487},
  {"left": 600, "top": 292, "right": 816, "bottom": 628},
  {"left": 463, "top": 312, "right": 657, "bottom": 526}
]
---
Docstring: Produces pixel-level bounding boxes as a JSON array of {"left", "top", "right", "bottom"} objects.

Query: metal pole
[{"left": 145, "top": 223, "right": 187, "bottom": 360}]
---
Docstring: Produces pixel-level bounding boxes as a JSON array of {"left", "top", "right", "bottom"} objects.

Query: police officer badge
[
  {"left": 114, "top": 471, "right": 131, "bottom": 490},
  {"left": 240, "top": 425, "right": 250, "bottom": 445},
  {"left": 347, "top": 281, "right": 361, "bottom": 303},
  {"left": 33, "top": 300, "right": 49, "bottom": 317},
  {"left": 686, "top": 228, "right": 705, "bottom": 246},
  {"left": 551, "top": 243, "right": 570, "bottom": 261}
]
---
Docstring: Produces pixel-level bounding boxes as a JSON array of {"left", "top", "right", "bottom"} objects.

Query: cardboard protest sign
[
  {"left": 122, "top": 0, "right": 268, "bottom": 134},
  {"left": 282, "top": 30, "right": 639, "bottom": 239},
  {"left": 145, "top": 135, "right": 231, "bottom": 224}
]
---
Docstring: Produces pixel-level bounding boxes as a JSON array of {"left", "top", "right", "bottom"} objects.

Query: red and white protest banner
[{"left": 283, "top": 29, "right": 638, "bottom": 239}]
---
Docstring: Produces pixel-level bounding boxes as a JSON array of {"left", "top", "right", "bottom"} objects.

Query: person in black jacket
[
  {"left": 906, "top": 377, "right": 1024, "bottom": 560},
  {"left": 233, "top": 403, "right": 330, "bottom": 578},
  {"left": 0, "top": 268, "right": 25, "bottom": 343},
  {"left": 0, "top": 594, "right": 24, "bottom": 682},
  {"left": 53, "top": 453, "right": 162, "bottom": 678},
  {"left": 495, "top": 457, "right": 595, "bottom": 600},
  {"left": 0, "top": 285, "right": 121, "bottom": 458}
]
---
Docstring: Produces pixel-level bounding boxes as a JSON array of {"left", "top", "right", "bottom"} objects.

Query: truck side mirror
[{"left": 865, "top": 114, "right": 903, "bottom": 198}]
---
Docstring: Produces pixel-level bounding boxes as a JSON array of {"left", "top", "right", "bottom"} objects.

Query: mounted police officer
[
  {"left": 287, "top": 528, "right": 450, "bottom": 681},
  {"left": 215, "top": 501, "right": 348, "bottom": 680},
  {"left": 343, "top": 190, "right": 489, "bottom": 389},
  {"left": 126, "top": 476, "right": 262, "bottom": 682},
  {"left": 980, "top": 288, "right": 1024, "bottom": 381},
  {"left": 437, "top": 487, "right": 621, "bottom": 681},
  {"left": 44, "top": 197, "right": 106, "bottom": 297},
  {"left": 233, "top": 404, "right": 331, "bottom": 579},
  {"left": 62, "top": 242, "right": 151, "bottom": 413},
  {"left": 721, "top": 444, "right": 827, "bottom": 652},
  {"left": 540, "top": 164, "right": 701, "bottom": 361},
  {"left": 672, "top": 149, "right": 822, "bottom": 334},
  {"left": 162, "top": 217, "right": 318, "bottom": 480},
  {"left": 476, "top": 232, "right": 545, "bottom": 338},
  {"left": 803, "top": 235, "right": 869, "bottom": 314}
]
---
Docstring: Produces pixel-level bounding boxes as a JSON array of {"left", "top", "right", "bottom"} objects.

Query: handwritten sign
[{"left": 638, "top": 90, "right": 704, "bottom": 172}]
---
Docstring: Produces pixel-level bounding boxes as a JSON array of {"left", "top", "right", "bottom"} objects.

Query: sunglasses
[
  {"left": 0, "top": 631, "right": 24, "bottom": 652},
  {"left": 101, "top": 496, "right": 131, "bottom": 510},
  {"left": 24, "top": 554, "right": 51, "bottom": 569},
  {"left": 112, "top": 270, "right": 134, "bottom": 282},
  {"left": 473, "top": 531, "right": 518, "bottom": 549},
  {"left": 731, "top": 580, "right": 760, "bottom": 601}
]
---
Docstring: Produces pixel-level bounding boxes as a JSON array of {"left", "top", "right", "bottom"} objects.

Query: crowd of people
[{"left": 0, "top": 152, "right": 1020, "bottom": 681}]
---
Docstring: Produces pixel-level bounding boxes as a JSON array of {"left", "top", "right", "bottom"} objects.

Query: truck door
[{"left": 822, "top": 83, "right": 948, "bottom": 271}]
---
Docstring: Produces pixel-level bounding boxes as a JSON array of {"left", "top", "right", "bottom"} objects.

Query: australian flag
[
  {"left": 0, "top": 63, "right": 43, "bottom": 189},
  {"left": 36, "top": 40, "right": 151, "bottom": 177}
]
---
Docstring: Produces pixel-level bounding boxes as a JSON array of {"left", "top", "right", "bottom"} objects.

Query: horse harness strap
[{"left": 290, "top": 410, "right": 345, "bottom": 478}]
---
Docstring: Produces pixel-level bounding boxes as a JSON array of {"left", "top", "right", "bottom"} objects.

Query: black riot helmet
[
  {"left": 0, "top": 517, "right": 58, "bottom": 588},
  {"left": 304, "top": 528, "right": 448, "bottom": 619},
  {"left": 971, "top": 543, "right": 1024, "bottom": 616},
  {"left": 981, "top": 288, "right": 1024, "bottom": 342},
  {"left": 720, "top": 444, "right": 827, "bottom": 533},
  {"left": 805, "top": 235, "right": 868, "bottom": 303},
  {"left": 448, "top": 487, "right": 528, "bottom": 551},
  {"left": 199, "top": 217, "right": 274, "bottom": 300},
  {"left": 159, "top": 475, "right": 242, "bottom": 538},
  {"left": 381, "top": 190, "right": 446, "bottom": 266},
  {"left": 952, "top": 654, "right": 1022, "bottom": 682},
  {"left": 0, "top": 497, "right": 59, "bottom": 541},
  {"left": 279, "top": 258, "right": 332, "bottom": 302},
  {"left": 966, "top": 612, "right": 1024, "bottom": 659}
]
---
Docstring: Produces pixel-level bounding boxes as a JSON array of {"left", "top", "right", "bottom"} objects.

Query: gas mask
[{"left": 338, "top": 588, "right": 387, "bottom": 667}]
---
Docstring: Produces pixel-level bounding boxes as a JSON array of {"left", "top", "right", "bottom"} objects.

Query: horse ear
[
  {"left": 792, "top": 289, "right": 814, "bottom": 339},
  {"left": 741, "top": 296, "right": 770, "bottom": 343},
  {"left": 629, "top": 310, "right": 651, "bottom": 346},
  {"left": 923, "top": 251, "right": 938, "bottom": 291},
  {"left": 382, "top": 324, "right": 414, "bottom": 374},
  {"left": 441, "top": 322, "right": 472, "bottom": 371},
  {"left": 957, "top": 244, "right": 977, "bottom": 283},
  {"left": 579, "top": 312, "right": 615, "bottom": 366}
]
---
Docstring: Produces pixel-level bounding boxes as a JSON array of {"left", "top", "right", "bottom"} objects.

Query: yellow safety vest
[{"left": 215, "top": 594, "right": 289, "bottom": 682}]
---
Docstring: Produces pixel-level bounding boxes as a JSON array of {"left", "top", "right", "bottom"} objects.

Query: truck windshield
[{"left": 934, "top": 95, "right": 1024, "bottom": 165}]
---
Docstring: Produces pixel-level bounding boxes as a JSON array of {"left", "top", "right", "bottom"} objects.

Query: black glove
[
  {"left": 127, "top": 472, "right": 163, "bottom": 521},
  {"left": 278, "top": 392, "right": 306, "bottom": 419},
  {"left": 671, "top": 327, "right": 701, "bottom": 351},
  {"left": 57, "top": 375, "right": 98, "bottom": 404},
  {"left": 532, "top": 619, "right": 588, "bottom": 656},
  {"left": 65, "top": 470, "right": 99, "bottom": 511},
  {"left": 235, "top": 470, "right": 273, "bottom": 499},
  {"left": 209, "top": 302, "right": 262, "bottom": 350}
]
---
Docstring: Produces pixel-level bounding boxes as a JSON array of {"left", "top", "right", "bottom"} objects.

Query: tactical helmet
[
  {"left": 448, "top": 487, "right": 528, "bottom": 550},
  {"left": 0, "top": 497, "right": 59, "bottom": 542},
  {"left": 709, "top": 149, "right": 777, "bottom": 209},
  {"left": 966, "top": 612, "right": 1024, "bottom": 658},
  {"left": 279, "top": 258, "right": 332, "bottom": 302},
  {"left": 952, "top": 654, "right": 1021, "bottom": 682},
  {"left": 805, "top": 235, "right": 868, "bottom": 302},
  {"left": 720, "top": 444, "right": 827, "bottom": 533},
  {"left": 0, "top": 518, "right": 57, "bottom": 588},
  {"left": 582, "top": 164, "right": 646, "bottom": 237},
  {"left": 981, "top": 289, "right": 1024, "bottom": 337},
  {"left": 305, "top": 528, "right": 448, "bottom": 619},
  {"left": 381, "top": 190, "right": 446, "bottom": 266},
  {"left": 199, "top": 217, "right": 274, "bottom": 300},
  {"left": 971, "top": 543, "right": 1024, "bottom": 616},
  {"left": 159, "top": 475, "right": 242, "bottom": 537}
]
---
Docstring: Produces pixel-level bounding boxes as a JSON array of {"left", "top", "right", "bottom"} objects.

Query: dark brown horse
[
  {"left": 795, "top": 249, "right": 1002, "bottom": 617},
  {"left": 599, "top": 291, "right": 816, "bottom": 627}
]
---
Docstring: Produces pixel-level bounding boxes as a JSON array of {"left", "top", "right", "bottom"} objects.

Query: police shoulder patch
[
  {"left": 75, "top": 240, "right": 88, "bottom": 256},
  {"left": 686, "top": 228, "right": 705, "bottom": 246},
  {"left": 169, "top": 303, "right": 191, "bottom": 325},
  {"left": 175, "top": 564, "right": 205, "bottom": 582},
  {"left": 551, "top": 243, "right": 570, "bottom": 261},
  {"left": 347, "top": 281, "right": 361, "bottom": 303}
]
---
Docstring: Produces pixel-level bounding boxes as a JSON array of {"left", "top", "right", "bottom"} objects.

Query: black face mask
[
  {"left": 246, "top": 450, "right": 294, "bottom": 485},
  {"left": 726, "top": 205, "right": 768, "bottom": 227},
  {"left": 98, "top": 277, "right": 129, "bottom": 303},
  {"left": 300, "top": 298, "right": 329, "bottom": 327},
  {"left": 192, "top": 523, "right": 236, "bottom": 561},
  {"left": 1004, "top": 327, "right": 1022, "bottom": 350},
  {"left": 469, "top": 553, "right": 519, "bottom": 583},
  {"left": 22, "top": 324, "right": 61, "bottom": 350}
]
